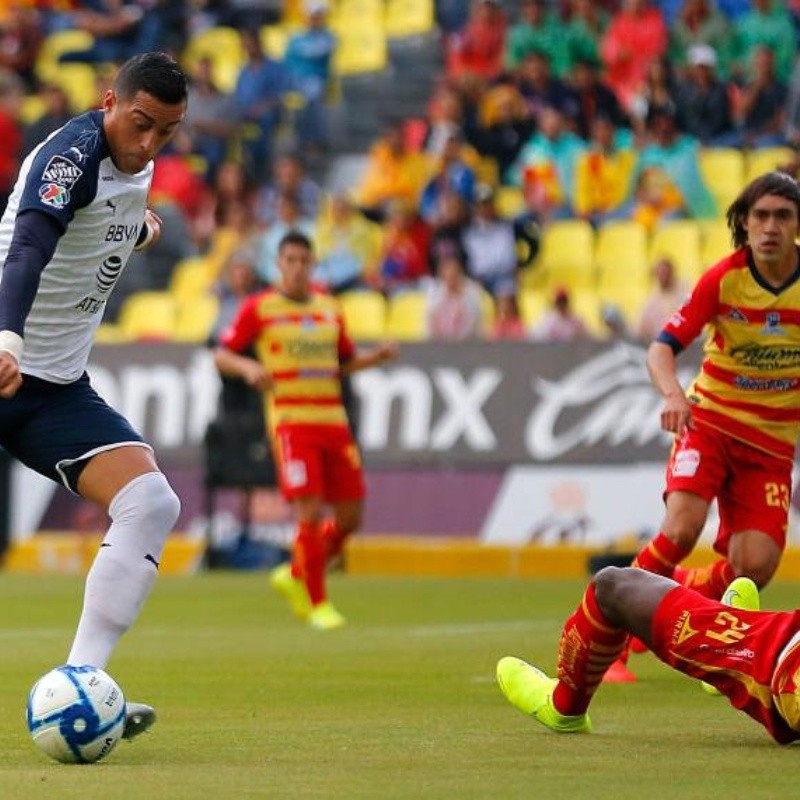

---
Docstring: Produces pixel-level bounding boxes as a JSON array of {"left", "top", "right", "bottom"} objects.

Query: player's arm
[
  {"left": 646, "top": 267, "right": 719, "bottom": 436},
  {"left": 647, "top": 340, "right": 694, "bottom": 435},
  {"left": 341, "top": 341, "right": 399, "bottom": 375},
  {"left": 212, "top": 294, "right": 272, "bottom": 392},
  {"left": 133, "top": 208, "right": 162, "bottom": 251},
  {"left": 0, "top": 210, "right": 63, "bottom": 397}
]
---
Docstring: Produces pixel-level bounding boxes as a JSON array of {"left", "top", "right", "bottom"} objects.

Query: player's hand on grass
[{"left": 0, "top": 351, "right": 22, "bottom": 398}]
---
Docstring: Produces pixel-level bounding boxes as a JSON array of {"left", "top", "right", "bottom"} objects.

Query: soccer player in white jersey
[{"left": 0, "top": 52, "right": 188, "bottom": 740}]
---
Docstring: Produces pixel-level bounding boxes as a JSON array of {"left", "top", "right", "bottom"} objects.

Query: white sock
[{"left": 67, "top": 472, "right": 181, "bottom": 668}]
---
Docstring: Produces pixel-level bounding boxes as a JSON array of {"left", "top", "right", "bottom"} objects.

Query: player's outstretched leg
[
  {"left": 701, "top": 577, "right": 760, "bottom": 696},
  {"left": 496, "top": 657, "right": 592, "bottom": 733},
  {"left": 122, "top": 702, "right": 157, "bottom": 740},
  {"left": 269, "top": 562, "right": 312, "bottom": 620}
]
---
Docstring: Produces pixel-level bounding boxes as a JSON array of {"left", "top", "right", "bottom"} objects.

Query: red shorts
[
  {"left": 651, "top": 585, "right": 800, "bottom": 743},
  {"left": 273, "top": 424, "right": 365, "bottom": 503},
  {"left": 665, "top": 424, "right": 792, "bottom": 555}
]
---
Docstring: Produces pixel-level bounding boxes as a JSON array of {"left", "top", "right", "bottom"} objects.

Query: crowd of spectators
[{"left": 1, "top": 0, "right": 800, "bottom": 346}]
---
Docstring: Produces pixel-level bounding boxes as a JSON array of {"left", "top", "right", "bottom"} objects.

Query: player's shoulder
[
  {"left": 32, "top": 110, "right": 107, "bottom": 171},
  {"left": 699, "top": 247, "right": 750, "bottom": 287}
]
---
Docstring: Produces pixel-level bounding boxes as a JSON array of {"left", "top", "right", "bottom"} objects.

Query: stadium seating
[
  {"left": 519, "top": 289, "right": 546, "bottom": 327},
  {"left": 744, "top": 147, "right": 794, "bottom": 184},
  {"left": 534, "top": 220, "right": 596, "bottom": 292},
  {"left": 332, "top": 21, "right": 388, "bottom": 75},
  {"left": 174, "top": 295, "right": 220, "bottom": 343},
  {"left": 182, "top": 26, "right": 244, "bottom": 93},
  {"left": 699, "top": 148, "right": 744, "bottom": 213},
  {"left": 648, "top": 221, "right": 702, "bottom": 283},
  {"left": 495, "top": 186, "right": 525, "bottom": 219},
  {"left": 35, "top": 29, "right": 99, "bottom": 113},
  {"left": 700, "top": 219, "right": 732, "bottom": 269},
  {"left": 339, "top": 289, "right": 387, "bottom": 340},
  {"left": 118, "top": 292, "right": 178, "bottom": 341},
  {"left": 384, "top": 0, "right": 435, "bottom": 38},
  {"left": 386, "top": 291, "right": 426, "bottom": 340},
  {"left": 594, "top": 220, "right": 649, "bottom": 289},
  {"left": 169, "top": 257, "right": 217, "bottom": 304},
  {"left": 261, "top": 26, "right": 289, "bottom": 60},
  {"left": 569, "top": 288, "right": 604, "bottom": 337}
]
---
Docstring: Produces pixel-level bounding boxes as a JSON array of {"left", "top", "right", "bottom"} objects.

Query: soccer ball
[{"left": 26, "top": 665, "right": 126, "bottom": 764}]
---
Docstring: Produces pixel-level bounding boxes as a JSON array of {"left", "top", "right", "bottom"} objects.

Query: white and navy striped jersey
[{"left": 0, "top": 109, "right": 152, "bottom": 383}]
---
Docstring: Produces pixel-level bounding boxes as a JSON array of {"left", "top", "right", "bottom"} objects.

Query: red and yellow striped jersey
[
  {"left": 659, "top": 247, "right": 800, "bottom": 462},
  {"left": 219, "top": 288, "right": 355, "bottom": 432}
]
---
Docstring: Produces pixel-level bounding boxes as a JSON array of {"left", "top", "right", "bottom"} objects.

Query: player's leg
[
  {"left": 323, "top": 499, "right": 362, "bottom": 563},
  {"left": 68, "top": 445, "right": 180, "bottom": 668},
  {"left": 322, "top": 433, "right": 365, "bottom": 563},
  {"left": 497, "top": 568, "right": 675, "bottom": 732}
]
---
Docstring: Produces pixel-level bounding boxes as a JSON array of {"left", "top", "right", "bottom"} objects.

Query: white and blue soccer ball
[{"left": 26, "top": 665, "right": 126, "bottom": 764}]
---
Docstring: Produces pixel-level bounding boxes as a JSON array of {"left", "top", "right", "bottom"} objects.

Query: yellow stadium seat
[
  {"left": 495, "top": 186, "right": 525, "bottom": 219},
  {"left": 183, "top": 26, "right": 244, "bottom": 93},
  {"left": 261, "top": 25, "right": 289, "bottom": 60},
  {"left": 333, "top": 22, "right": 388, "bottom": 75},
  {"left": 595, "top": 220, "right": 650, "bottom": 296},
  {"left": 94, "top": 323, "right": 127, "bottom": 344},
  {"left": 519, "top": 289, "right": 546, "bottom": 326},
  {"left": 537, "top": 220, "right": 596, "bottom": 291},
  {"left": 478, "top": 287, "right": 495, "bottom": 333},
  {"left": 20, "top": 95, "right": 45, "bottom": 125},
  {"left": 339, "top": 290, "right": 387, "bottom": 340},
  {"left": 118, "top": 292, "right": 177, "bottom": 341},
  {"left": 174, "top": 295, "right": 220, "bottom": 343},
  {"left": 36, "top": 29, "right": 95, "bottom": 81},
  {"left": 649, "top": 220, "right": 702, "bottom": 283},
  {"left": 169, "top": 257, "right": 217, "bottom": 303},
  {"left": 386, "top": 291, "right": 426, "bottom": 341},
  {"left": 330, "top": 0, "right": 384, "bottom": 28},
  {"left": 745, "top": 147, "right": 795, "bottom": 184},
  {"left": 699, "top": 148, "right": 745, "bottom": 214},
  {"left": 596, "top": 282, "right": 649, "bottom": 327},
  {"left": 384, "top": 0, "right": 435, "bottom": 38},
  {"left": 569, "top": 289, "right": 604, "bottom": 337},
  {"left": 700, "top": 219, "right": 732, "bottom": 269}
]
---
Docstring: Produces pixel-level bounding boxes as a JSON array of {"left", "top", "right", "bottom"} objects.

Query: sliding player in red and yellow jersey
[
  {"left": 214, "top": 231, "right": 397, "bottom": 629},
  {"left": 608, "top": 171, "right": 800, "bottom": 682}
]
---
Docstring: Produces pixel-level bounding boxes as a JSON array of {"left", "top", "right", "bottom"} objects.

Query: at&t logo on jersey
[{"left": 39, "top": 183, "right": 69, "bottom": 208}]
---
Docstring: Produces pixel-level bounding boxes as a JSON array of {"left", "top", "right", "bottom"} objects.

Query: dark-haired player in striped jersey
[
  {"left": 0, "top": 52, "right": 188, "bottom": 738},
  {"left": 607, "top": 171, "right": 800, "bottom": 683}
]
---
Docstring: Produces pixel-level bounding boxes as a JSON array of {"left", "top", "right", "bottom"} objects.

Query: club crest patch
[
  {"left": 41, "top": 155, "right": 83, "bottom": 189},
  {"left": 38, "top": 182, "right": 69, "bottom": 208}
]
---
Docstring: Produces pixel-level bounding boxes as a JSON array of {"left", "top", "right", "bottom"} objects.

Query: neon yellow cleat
[
  {"left": 702, "top": 577, "right": 760, "bottom": 696},
  {"left": 308, "top": 600, "right": 346, "bottom": 630},
  {"left": 496, "top": 656, "right": 592, "bottom": 733},
  {"left": 269, "top": 563, "right": 311, "bottom": 620}
]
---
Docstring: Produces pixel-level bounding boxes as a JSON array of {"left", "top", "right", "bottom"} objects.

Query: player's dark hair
[
  {"left": 726, "top": 171, "right": 800, "bottom": 249},
  {"left": 114, "top": 52, "right": 188, "bottom": 105},
  {"left": 278, "top": 230, "right": 313, "bottom": 253}
]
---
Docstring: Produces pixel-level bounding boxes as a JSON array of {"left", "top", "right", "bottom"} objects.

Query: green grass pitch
[{"left": 0, "top": 571, "right": 798, "bottom": 799}]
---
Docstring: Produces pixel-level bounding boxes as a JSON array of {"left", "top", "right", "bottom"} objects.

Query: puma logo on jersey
[{"left": 105, "top": 199, "right": 117, "bottom": 215}]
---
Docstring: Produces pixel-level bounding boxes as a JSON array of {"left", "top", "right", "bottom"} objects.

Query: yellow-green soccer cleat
[
  {"left": 702, "top": 577, "right": 760, "bottom": 696},
  {"left": 308, "top": 600, "right": 346, "bottom": 630},
  {"left": 269, "top": 563, "right": 312, "bottom": 620},
  {"left": 496, "top": 657, "right": 592, "bottom": 733}
]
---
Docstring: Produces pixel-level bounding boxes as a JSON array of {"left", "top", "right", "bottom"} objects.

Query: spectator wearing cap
[
  {"left": 425, "top": 253, "right": 484, "bottom": 341},
  {"left": 669, "top": 0, "right": 731, "bottom": 78},
  {"left": 727, "top": 46, "right": 788, "bottom": 149},
  {"left": 463, "top": 184, "right": 519, "bottom": 298},
  {"left": 446, "top": 0, "right": 508, "bottom": 82},
  {"left": 674, "top": 44, "right": 733, "bottom": 145},
  {"left": 505, "top": 0, "right": 568, "bottom": 77},
  {"left": 601, "top": 0, "right": 668, "bottom": 112},
  {"left": 530, "top": 286, "right": 591, "bottom": 342},
  {"left": 283, "top": 0, "right": 336, "bottom": 155}
]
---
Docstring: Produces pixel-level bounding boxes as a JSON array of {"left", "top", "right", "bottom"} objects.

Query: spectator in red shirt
[
  {"left": 601, "top": 0, "right": 668, "bottom": 112},
  {"left": 446, "top": 0, "right": 508, "bottom": 82},
  {"left": 0, "top": 69, "right": 23, "bottom": 216}
]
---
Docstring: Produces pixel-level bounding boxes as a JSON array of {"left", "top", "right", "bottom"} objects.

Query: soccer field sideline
[{"left": 0, "top": 572, "right": 797, "bottom": 799}]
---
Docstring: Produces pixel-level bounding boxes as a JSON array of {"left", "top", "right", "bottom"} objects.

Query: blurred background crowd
[{"left": 2, "top": 0, "right": 800, "bottom": 347}]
